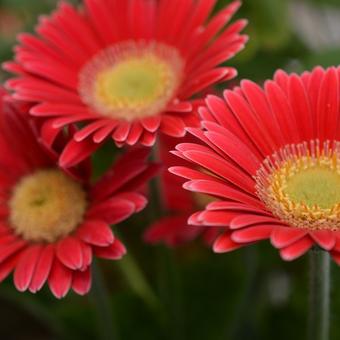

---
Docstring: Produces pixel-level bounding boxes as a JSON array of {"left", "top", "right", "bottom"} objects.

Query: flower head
[
  {"left": 5, "top": 0, "right": 247, "bottom": 167},
  {"left": 0, "top": 92, "right": 158, "bottom": 298},
  {"left": 171, "top": 66, "right": 340, "bottom": 263}
]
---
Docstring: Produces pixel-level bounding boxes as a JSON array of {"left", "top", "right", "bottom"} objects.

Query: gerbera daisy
[
  {"left": 171, "top": 66, "right": 340, "bottom": 263},
  {"left": 0, "top": 92, "right": 158, "bottom": 298},
  {"left": 144, "top": 134, "right": 219, "bottom": 246},
  {"left": 4, "top": 0, "right": 247, "bottom": 167}
]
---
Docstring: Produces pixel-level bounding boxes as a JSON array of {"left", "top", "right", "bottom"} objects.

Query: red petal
[
  {"left": 241, "top": 79, "right": 284, "bottom": 148},
  {"left": 141, "top": 116, "right": 161, "bottom": 133},
  {"left": 14, "top": 245, "right": 42, "bottom": 292},
  {"left": 88, "top": 198, "right": 135, "bottom": 224},
  {"left": 310, "top": 230, "right": 336, "bottom": 251},
  {"left": 230, "top": 214, "right": 281, "bottom": 230},
  {"left": 80, "top": 242, "right": 92, "bottom": 271},
  {"left": 94, "top": 238, "right": 127, "bottom": 260},
  {"left": 139, "top": 130, "right": 156, "bottom": 146},
  {"left": 198, "top": 210, "right": 240, "bottom": 226},
  {"left": 0, "top": 254, "right": 20, "bottom": 282},
  {"left": 77, "top": 220, "right": 114, "bottom": 246},
  {"left": 288, "top": 74, "right": 313, "bottom": 141},
  {"left": 56, "top": 237, "right": 83, "bottom": 270},
  {"left": 231, "top": 225, "right": 274, "bottom": 243},
  {"left": 92, "top": 122, "right": 118, "bottom": 143},
  {"left": 224, "top": 90, "right": 274, "bottom": 156},
  {"left": 112, "top": 121, "right": 131, "bottom": 142},
  {"left": 30, "top": 103, "right": 90, "bottom": 117},
  {"left": 160, "top": 115, "right": 186, "bottom": 137},
  {"left": 29, "top": 244, "right": 54, "bottom": 293},
  {"left": 213, "top": 231, "right": 245, "bottom": 253},
  {"left": 167, "top": 101, "right": 192, "bottom": 113},
  {"left": 114, "top": 192, "right": 147, "bottom": 212},
  {"left": 188, "top": 211, "right": 205, "bottom": 226},
  {"left": 280, "top": 236, "right": 313, "bottom": 261},
  {"left": 316, "top": 67, "right": 339, "bottom": 141},
  {"left": 204, "top": 130, "right": 260, "bottom": 175},
  {"left": 59, "top": 138, "right": 101, "bottom": 168},
  {"left": 126, "top": 123, "right": 143, "bottom": 145},
  {"left": 48, "top": 259, "right": 72, "bottom": 299},
  {"left": 271, "top": 226, "right": 308, "bottom": 249},
  {"left": 169, "top": 166, "right": 213, "bottom": 181},
  {"left": 74, "top": 120, "right": 111, "bottom": 142},
  {"left": 0, "top": 239, "right": 27, "bottom": 263},
  {"left": 206, "top": 202, "right": 269, "bottom": 215},
  {"left": 182, "top": 149, "right": 255, "bottom": 194},
  {"left": 72, "top": 267, "right": 92, "bottom": 295},
  {"left": 265, "top": 80, "right": 299, "bottom": 143},
  {"left": 183, "top": 179, "right": 263, "bottom": 209},
  {"left": 40, "top": 119, "right": 61, "bottom": 147}
]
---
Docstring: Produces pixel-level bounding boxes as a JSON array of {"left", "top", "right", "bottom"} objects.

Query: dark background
[{"left": 0, "top": 0, "right": 339, "bottom": 339}]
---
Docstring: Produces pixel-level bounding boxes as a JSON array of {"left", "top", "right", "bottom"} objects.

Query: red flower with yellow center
[
  {"left": 0, "top": 92, "right": 158, "bottom": 298},
  {"left": 4, "top": 0, "right": 247, "bottom": 167},
  {"left": 171, "top": 67, "right": 340, "bottom": 263}
]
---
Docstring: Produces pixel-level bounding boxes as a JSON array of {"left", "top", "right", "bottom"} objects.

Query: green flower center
[
  {"left": 255, "top": 141, "right": 340, "bottom": 231},
  {"left": 79, "top": 41, "right": 184, "bottom": 121},
  {"left": 285, "top": 167, "right": 340, "bottom": 209}
]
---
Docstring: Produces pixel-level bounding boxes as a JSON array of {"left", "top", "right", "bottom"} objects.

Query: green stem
[
  {"left": 117, "top": 252, "right": 160, "bottom": 313},
  {"left": 156, "top": 247, "right": 186, "bottom": 340},
  {"left": 91, "top": 261, "right": 119, "bottom": 340},
  {"left": 225, "top": 247, "right": 259, "bottom": 340},
  {"left": 150, "top": 140, "right": 185, "bottom": 338},
  {"left": 308, "top": 249, "right": 330, "bottom": 340}
]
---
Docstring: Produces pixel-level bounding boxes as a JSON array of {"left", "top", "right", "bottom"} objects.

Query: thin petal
[
  {"left": 56, "top": 237, "right": 83, "bottom": 270},
  {"left": 72, "top": 267, "right": 92, "bottom": 295},
  {"left": 48, "top": 259, "right": 72, "bottom": 299},
  {"left": 14, "top": 245, "right": 42, "bottom": 292},
  {"left": 270, "top": 226, "right": 308, "bottom": 249},
  {"left": 231, "top": 225, "right": 274, "bottom": 243},
  {"left": 29, "top": 244, "right": 54, "bottom": 293},
  {"left": 94, "top": 238, "right": 127, "bottom": 260},
  {"left": 77, "top": 220, "right": 114, "bottom": 246},
  {"left": 213, "top": 231, "right": 245, "bottom": 253},
  {"left": 280, "top": 237, "right": 313, "bottom": 261},
  {"left": 310, "top": 230, "right": 336, "bottom": 251}
]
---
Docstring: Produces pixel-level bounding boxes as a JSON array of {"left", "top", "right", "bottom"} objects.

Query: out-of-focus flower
[
  {"left": 144, "top": 134, "right": 219, "bottom": 247},
  {"left": 0, "top": 92, "right": 158, "bottom": 298},
  {"left": 171, "top": 66, "right": 340, "bottom": 263},
  {"left": 5, "top": 0, "right": 247, "bottom": 167},
  {"left": 289, "top": 0, "right": 340, "bottom": 52},
  {"left": 0, "top": 8, "right": 23, "bottom": 41}
]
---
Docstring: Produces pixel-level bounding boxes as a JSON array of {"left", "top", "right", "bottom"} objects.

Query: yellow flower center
[
  {"left": 79, "top": 41, "right": 184, "bottom": 121},
  {"left": 255, "top": 141, "right": 340, "bottom": 231},
  {"left": 9, "top": 169, "right": 87, "bottom": 242}
]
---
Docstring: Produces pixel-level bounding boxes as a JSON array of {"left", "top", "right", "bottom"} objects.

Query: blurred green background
[{"left": 0, "top": 0, "right": 340, "bottom": 339}]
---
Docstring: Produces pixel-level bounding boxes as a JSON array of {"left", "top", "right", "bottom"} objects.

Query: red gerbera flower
[
  {"left": 4, "top": 0, "right": 247, "bottom": 167},
  {"left": 171, "top": 66, "right": 340, "bottom": 263},
  {"left": 0, "top": 92, "right": 158, "bottom": 298},
  {"left": 144, "top": 134, "right": 219, "bottom": 246}
]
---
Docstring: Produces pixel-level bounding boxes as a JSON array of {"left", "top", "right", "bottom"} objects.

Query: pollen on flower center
[
  {"left": 255, "top": 140, "right": 340, "bottom": 231},
  {"left": 285, "top": 167, "right": 340, "bottom": 209},
  {"left": 78, "top": 41, "right": 184, "bottom": 121},
  {"left": 9, "top": 169, "right": 87, "bottom": 242}
]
